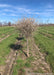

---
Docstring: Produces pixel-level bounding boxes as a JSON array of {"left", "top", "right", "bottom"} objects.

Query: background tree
[{"left": 8, "top": 22, "right": 11, "bottom": 26}]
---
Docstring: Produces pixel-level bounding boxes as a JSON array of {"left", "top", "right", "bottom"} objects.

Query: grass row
[
  {"left": 0, "top": 31, "right": 18, "bottom": 65},
  {"left": 39, "top": 26, "right": 54, "bottom": 32},
  {"left": 38, "top": 26, "right": 54, "bottom": 35},
  {"left": 39, "top": 32, "right": 54, "bottom": 40}
]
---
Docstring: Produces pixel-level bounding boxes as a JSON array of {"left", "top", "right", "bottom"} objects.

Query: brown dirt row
[
  {"left": 0, "top": 35, "right": 10, "bottom": 42},
  {"left": 0, "top": 30, "right": 16, "bottom": 43}
]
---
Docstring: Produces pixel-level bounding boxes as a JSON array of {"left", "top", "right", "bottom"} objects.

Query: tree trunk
[{"left": 27, "top": 39, "right": 29, "bottom": 57}]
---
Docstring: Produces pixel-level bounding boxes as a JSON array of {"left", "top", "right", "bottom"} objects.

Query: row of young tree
[{"left": 17, "top": 18, "right": 38, "bottom": 57}]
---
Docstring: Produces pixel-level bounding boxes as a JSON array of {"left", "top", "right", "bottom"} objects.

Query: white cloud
[
  {"left": 0, "top": 4, "right": 40, "bottom": 15},
  {"left": 0, "top": 3, "right": 54, "bottom": 18},
  {"left": 1, "top": 13, "right": 6, "bottom": 15},
  {"left": 45, "top": 9, "right": 54, "bottom": 12},
  {"left": 3, "top": 9, "right": 15, "bottom": 12},
  {"left": 9, "top": 14, "right": 18, "bottom": 16},
  {"left": 47, "top": 4, "right": 53, "bottom": 8},
  {"left": 0, "top": 4, "right": 11, "bottom": 7},
  {"left": 0, "top": 13, "right": 19, "bottom": 16}
]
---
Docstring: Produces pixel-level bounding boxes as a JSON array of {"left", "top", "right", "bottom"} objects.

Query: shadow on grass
[
  {"left": 16, "top": 37, "right": 24, "bottom": 41},
  {"left": 9, "top": 43, "right": 27, "bottom": 57},
  {"left": 9, "top": 44, "right": 23, "bottom": 51}
]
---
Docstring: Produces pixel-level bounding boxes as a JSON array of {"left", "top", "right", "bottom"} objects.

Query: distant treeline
[
  {"left": 0, "top": 21, "right": 54, "bottom": 27},
  {"left": 0, "top": 22, "right": 15, "bottom": 27},
  {"left": 38, "top": 24, "right": 54, "bottom": 26}
]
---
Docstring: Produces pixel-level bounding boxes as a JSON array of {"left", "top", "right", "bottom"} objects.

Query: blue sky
[{"left": 0, "top": 0, "right": 54, "bottom": 23}]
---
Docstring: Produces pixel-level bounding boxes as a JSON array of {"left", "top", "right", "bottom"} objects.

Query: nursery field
[{"left": 0, "top": 26, "right": 54, "bottom": 75}]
